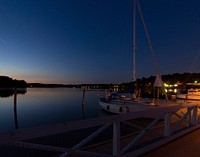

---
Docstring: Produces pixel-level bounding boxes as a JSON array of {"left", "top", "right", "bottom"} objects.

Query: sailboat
[{"left": 98, "top": 0, "right": 166, "bottom": 114}]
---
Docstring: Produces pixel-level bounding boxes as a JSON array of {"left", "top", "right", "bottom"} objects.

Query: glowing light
[{"left": 164, "top": 83, "right": 169, "bottom": 87}]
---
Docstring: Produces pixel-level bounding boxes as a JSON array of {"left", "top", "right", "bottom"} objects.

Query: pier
[{"left": 0, "top": 102, "right": 200, "bottom": 157}]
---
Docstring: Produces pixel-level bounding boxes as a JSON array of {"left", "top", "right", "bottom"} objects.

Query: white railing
[{"left": 0, "top": 102, "right": 200, "bottom": 157}]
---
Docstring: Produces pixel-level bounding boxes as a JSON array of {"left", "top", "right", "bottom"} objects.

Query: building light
[{"left": 164, "top": 83, "right": 169, "bottom": 87}]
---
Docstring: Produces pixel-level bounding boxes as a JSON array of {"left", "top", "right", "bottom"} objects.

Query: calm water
[{"left": 0, "top": 88, "right": 109, "bottom": 132}]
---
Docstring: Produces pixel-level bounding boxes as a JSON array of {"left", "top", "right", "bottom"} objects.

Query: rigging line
[
  {"left": 183, "top": 50, "right": 200, "bottom": 84},
  {"left": 189, "top": 51, "right": 200, "bottom": 73},
  {"left": 137, "top": 0, "right": 168, "bottom": 100},
  {"left": 133, "top": 0, "right": 137, "bottom": 81},
  {"left": 136, "top": 0, "right": 160, "bottom": 77}
]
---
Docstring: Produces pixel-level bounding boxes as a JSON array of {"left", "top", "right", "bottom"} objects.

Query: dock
[
  {"left": 0, "top": 102, "right": 200, "bottom": 157},
  {"left": 141, "top": 128, "right": 200, "bottom": 157}
]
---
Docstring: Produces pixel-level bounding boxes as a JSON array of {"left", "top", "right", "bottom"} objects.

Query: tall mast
[{"left": 133, "top": 0, "right": 136, "bottom": 82}]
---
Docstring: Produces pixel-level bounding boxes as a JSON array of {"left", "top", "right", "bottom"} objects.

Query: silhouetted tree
[{"left": 0, "top": 76, "right": 27, "bottom": 88}]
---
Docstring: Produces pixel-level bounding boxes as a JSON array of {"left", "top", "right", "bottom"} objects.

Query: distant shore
[{"left": 2, "top": 72, "right": 200, "bottom": 91}]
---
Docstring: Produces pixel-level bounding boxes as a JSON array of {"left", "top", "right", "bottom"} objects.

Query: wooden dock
[
  {"left": 141, "top": 127, "right": 200, "bottom": 157},
  {"left": 0, "top": 102, "right": 200, "bottom": 157}
]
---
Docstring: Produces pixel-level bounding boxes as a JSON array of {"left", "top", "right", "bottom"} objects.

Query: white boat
[
  {"left": 177, "top": 88, "right": 200, "bottom": 100},
  {"left": 99, "top": 97, "right": 156, "bottom": 114},
  {"left": 99, "top": 0, "right": 167, "bottom": 114}
]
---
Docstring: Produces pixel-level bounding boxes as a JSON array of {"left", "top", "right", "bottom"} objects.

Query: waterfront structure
[{"left": 0, "top": 102, "right": 199, "bottom": 157}]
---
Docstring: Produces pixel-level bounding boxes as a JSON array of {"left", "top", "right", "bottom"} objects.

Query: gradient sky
[{"left": 0, "top": 0, "right": 200, "bottom": 84}]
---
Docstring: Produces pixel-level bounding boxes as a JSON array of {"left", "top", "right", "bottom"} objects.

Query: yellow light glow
[{"left": 164, "top": 83, "right": 169, "bottom": 87}]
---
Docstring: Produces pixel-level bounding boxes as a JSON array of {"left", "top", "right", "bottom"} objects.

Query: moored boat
[
  {"left": 98, "top": 0, "right": 167, "bottom": 114},
  {"left": 99, "top": 96, "right": 156, "bottom": 114},
  {"left": 177, "top": 88, "right": 200, "bottom": 100}
]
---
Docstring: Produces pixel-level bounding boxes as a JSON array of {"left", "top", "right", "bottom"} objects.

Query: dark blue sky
[{"left": 0, "top": 0, "right": 200, "bottom": 84}]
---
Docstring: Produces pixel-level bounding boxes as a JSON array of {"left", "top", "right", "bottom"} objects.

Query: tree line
[
  {"left": 0, "top": 76, "right": 27, "bottom": 88},
  {"left": 1, "top": 72, "right": 199, "bottom": 89}
]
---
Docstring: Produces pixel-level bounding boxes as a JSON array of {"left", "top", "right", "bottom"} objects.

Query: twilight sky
[{"left": 0, "top": 0, "right": 200, "bottom": 84}]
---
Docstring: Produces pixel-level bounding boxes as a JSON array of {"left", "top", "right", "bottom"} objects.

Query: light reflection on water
[{"left": 0, "top": 88, "right": 108, "bottom": 132}]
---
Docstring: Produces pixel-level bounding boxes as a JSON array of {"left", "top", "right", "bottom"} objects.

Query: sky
[{"left": 0, "top": 0, "right": 200, "bottom": 84}]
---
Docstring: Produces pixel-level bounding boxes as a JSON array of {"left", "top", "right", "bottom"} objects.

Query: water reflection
[
  {"left": 82, "top": 88, "right": 86, "bottom": 120},
  {"left": 13, "top": 90, "right": 19, "bottom": 129},
  {"left": 0, "top": 88, "right": 27, "bottom": 97},
  {"left": 0, "top": 88, "right": 107, "bottom": 132}
]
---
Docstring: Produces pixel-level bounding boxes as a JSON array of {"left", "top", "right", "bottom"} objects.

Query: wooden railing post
[
  {"left": 192, "top": 106, "right": 198, "bottom": 126},
  {"left": 164, "top": 112, "right": 171, "bottom": 137},
  {"left": 186, "top": 107, "right": 191, "bottom": 127},
  {"left": 113, "top": 121, "right": 120, "bottom": 157}
]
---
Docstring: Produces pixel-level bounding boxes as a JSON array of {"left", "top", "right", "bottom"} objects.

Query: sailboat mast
[{"left": 133, "top": 0, "right": 136, "bottom": 82}]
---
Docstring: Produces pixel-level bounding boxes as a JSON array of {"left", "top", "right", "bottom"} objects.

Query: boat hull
[
  {"left": 99, "top": 98, "right": 156, "bottom": 114},
  {"left": 177, "top": 88, "right": 200, "bottom": 101},
  {"left": 176, "top": 94, "right": 200, "bottom": 101},
  {"left": 99, "top": 99, "right": 128, "bottom": 114}
]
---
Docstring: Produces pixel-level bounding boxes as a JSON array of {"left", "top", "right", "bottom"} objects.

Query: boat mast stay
[
  {"left": 133, "top": 0, "right": 136, "bottom": 82},
  {"left": 133, "top": 0, "right": 137, "bottom": 100},
  {"left": 137, "top": 0, "right": 160, "bottom": 78},
  {"left": 133, "top": 0, "right": 168, "bottom": 100}
]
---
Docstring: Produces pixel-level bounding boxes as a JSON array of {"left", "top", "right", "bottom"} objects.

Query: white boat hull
[
  {"left": 176, "top": 94, "right": 200, "bottom": 100},
  {"left": 99, "top": 98, "right": 156, "bottom": 114},
  {"left": 177, "top": 88, "right": 200, "bottom": 101}
]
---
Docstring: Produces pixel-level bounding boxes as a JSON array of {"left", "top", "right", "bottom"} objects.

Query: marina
[{"left": 0, "top": 0, "right": 200, "bottom": 156}]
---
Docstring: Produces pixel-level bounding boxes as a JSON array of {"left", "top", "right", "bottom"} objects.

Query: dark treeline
[
  {"left": 73, "top": 73, "right": 191, "bottom": 98},
  {"left": 0, "top": 76, "right": 27, "bottom": 88},
  {"left": 159, "top": 73, "right": 200, "bottom": 85},
  {"left": 28, "top": 83, "right": 76, "bottom": 88},
  {"left": 1, "top": 73, "right": 200, "bottom": 89},
  {"left": 0, "top": 73, "right": 198, "bottom": 98},
  {"left": 27, "top": 73, "right": 200, "bottom": 89},
  {"left": 28, "top": 83, "right": 111, "bottom": 89},
  {"left": 0, "top": 76, "right": 27, "bottom": 97},
  {"left": 122, "top": 73, "right": 200, "bottom": 98},
  {"left": 123, "top": 72, "right": 200, "bottom": 87}
]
